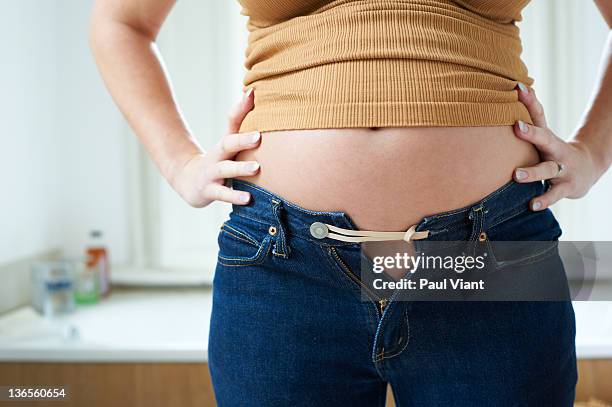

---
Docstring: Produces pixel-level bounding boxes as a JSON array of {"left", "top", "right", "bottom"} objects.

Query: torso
[
  {"left": 235, "top": 126, "right": 540, "bottom": 231},
  {"left": 234, "top": 1, "right": 538, "bottom": 229}
]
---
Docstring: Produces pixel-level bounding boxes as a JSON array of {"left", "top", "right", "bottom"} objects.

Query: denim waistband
[{"left": 229, "top": 179, "right": 545, "bottom": 245}]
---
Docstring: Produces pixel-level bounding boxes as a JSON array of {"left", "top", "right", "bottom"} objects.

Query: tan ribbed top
[{"left": 237, "top": 0, "right": 534, "bottom": 133}]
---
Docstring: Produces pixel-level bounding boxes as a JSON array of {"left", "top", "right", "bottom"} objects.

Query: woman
[{"left": 90, "top": 0, "right": 612, "bottom": 405}]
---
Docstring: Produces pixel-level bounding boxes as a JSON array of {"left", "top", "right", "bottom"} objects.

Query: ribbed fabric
[{"left": 236, "top": 0, "right": 534, "bottom": 133}]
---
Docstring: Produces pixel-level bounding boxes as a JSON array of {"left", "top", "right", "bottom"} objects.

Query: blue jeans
[{"left": 209, "top": 180, "right": 577, "bottom": 406}]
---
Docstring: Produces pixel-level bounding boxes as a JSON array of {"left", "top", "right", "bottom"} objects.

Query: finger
[
  {"left": 204, "top": 183, "right": 251, "bottom": 205},
  {"left": 514, "top": 121, "right": 561, "bottom": 157},
  {"left": 514, "top": 161, "right": 561, "bottom": 183},
  {"left": 212, "top": 131, "right": 261, "bottom": 160},
  {"left": 530, "top": 183, "right": 567, "bottom": 211},
  {"left": 516, "top": 83, "right": 547, "bottom": 128},
  {"left": 227, "top": 88, "right": 254, "bottom": 134},
  {"left": 213, "top": 160, "right": 260, "bottom": 180}
]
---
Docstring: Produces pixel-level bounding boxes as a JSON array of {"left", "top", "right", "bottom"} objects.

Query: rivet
[
  {"left": 478, "top": 232, "right": 487, "bottom": 242},
  {"left": 268, "top": 226, "right": 277, "bottom": 236}
]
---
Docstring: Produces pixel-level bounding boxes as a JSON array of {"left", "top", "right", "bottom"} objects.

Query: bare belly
[{"left": 235, "top": 126, "right": 540, "bottom": 231}]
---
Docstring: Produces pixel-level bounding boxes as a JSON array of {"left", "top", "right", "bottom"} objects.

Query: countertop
[
  {"left": 0, "top": 288, "right": 611, "bottom": 362},
  {"left": 0, "top": 288, "right": 211, "bottom": 362}
]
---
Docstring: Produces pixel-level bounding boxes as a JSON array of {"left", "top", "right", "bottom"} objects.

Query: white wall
[
  {"left": 0, "top": 1, "right": 130, "bottom": 312},
  {"left": 0, "top": 2, "right": 63, "bottom": 264},
  {"left": 521, "top": 1, "right": 611, "bottom": 241},
  {"left": 54, "top": 1, "right": 130, "bottom": 264},
  {"left": 142, "top": 0, "right": 247, "bottom": 276},
  {"left": 0, "top": 1, "right": 130, "bottom": 267}
]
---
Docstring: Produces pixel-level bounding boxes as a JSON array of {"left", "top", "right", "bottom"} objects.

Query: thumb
[{"left": 227, "top": 88, "right": 254, "bottom": 134}]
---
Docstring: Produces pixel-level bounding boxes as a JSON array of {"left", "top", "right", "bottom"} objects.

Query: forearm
[
  {"left": 89, "top": 17, "right": 202, "bottom": 183},
  {"left": 573, "top": 31, "right": 612, "bottom": 177}
]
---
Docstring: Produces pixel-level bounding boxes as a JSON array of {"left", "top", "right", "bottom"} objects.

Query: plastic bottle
[
  {"left": 74, "top": 259, "right": 100, "bottom": 304},
  {"left": 86, "top": 230, "right": 111, "bottom": 298}
]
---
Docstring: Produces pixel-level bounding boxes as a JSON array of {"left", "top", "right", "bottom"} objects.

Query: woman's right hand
[{"left": 170, "top": 89, "right": 261, "bottom": 208}]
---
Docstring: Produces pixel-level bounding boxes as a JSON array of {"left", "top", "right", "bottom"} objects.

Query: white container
[{"left": 31, "top": 260, "right": 76, "bottom": 317}]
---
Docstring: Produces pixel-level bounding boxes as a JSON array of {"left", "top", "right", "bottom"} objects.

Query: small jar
[{"left": 31, "top": 260, "right": 76, "bottom": 317}]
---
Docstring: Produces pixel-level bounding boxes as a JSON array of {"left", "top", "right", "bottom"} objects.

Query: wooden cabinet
[
  {"left": 0, "top": 363, "right": 216, "bottom": 407},
  {"left": 577, "top": 360, "right": 612, "bottom": 404},
  {"left": 0, "top": 360, "right": 610, "bottom": 406}
]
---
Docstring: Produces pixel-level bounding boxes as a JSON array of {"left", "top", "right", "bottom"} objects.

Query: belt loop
[
  {"left": 270, "top": 198, "right": 291, "bottom": 258},
  {"left": 467, "top": 204, "right": 487, "bottom": 257},
  {"left": 468, "top": 204, "right": 485, "bottom": 242}
]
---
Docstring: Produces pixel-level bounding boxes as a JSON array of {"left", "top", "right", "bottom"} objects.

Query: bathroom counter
[
  {"left": 0, "top": 288, "right": 211, "bottom": 362},
  {"left": 0, "top": 287, "right": 611, "bottom": 362},
  {"left": 573, "top": 301, "right": 612, "bottom": 359}
]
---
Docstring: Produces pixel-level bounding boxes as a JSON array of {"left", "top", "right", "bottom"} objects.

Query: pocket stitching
[
  {"left": 487, "top": 204, "right": 529, "bottom": 231},
  {"left": 228, "top": 211, "right": 270, "bottom": 228},
  {"left": 218, "top": 236, "right": 272, "bottom": 267},
  {"left": 221, "top": 223, "right": 260, "bottom": 246},
  {"left": 374, "top": 307, "right": 410, "bottom": 362},
  {"left": 486, "top": 239, "right": 559, "bottom": 270}
]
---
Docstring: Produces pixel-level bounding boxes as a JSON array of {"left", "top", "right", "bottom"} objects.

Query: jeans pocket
[
  {"left": 487, "top": 205, "right": 562, "bottom": 242},
  {"left": 217, "top": 218, "right": 273, "bottom": 267},
  {"left": 484, "top": 207, "right": 563, "bottom": 270},
  {"left": 485, "top": 239, "right": 560, "bottom": 271}
]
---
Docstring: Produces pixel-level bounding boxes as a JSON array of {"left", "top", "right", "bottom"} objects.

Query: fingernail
[
  {"left": 241, "top": 131, "right": 260, "bottom": 145},
  {"left": 242, "top": 87, "right": 253, "bottom": 102},
  {"left": 517, "top": 82, "right": 528, "bottom": 95},
  {"left": 518, "top": 120, "right": 528, "bottom": 133},
  {"left": 532, "top": 201, "right": 542, "bottom": 211},
  {"left": 240, "top": 193, "right": 250, "bottom": 203},
  {"left": 245, "top": 162, "right": 259, "bottom": 172},
  {"left": 515, "top": 169, "right": 527, "bottom": 180},
  {"left": 249, "top": 131, "right": 261, "bottom": 143}
]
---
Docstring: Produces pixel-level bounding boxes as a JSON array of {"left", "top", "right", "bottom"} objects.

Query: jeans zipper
[
  {"left": 329, "top": 246, "right": 389, "bottom": 318},
  {"left": 378, "top": 298, "right": 388, "bottom": 315}
]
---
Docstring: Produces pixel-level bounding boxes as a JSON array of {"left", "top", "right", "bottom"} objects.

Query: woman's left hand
[{"left": 512, "top": 83, "right": 601, "bottom": 211}]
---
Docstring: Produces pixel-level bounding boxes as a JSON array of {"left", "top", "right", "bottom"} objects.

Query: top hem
[{"left": 238, "top": 101, "right": 534, "bottom": 133}]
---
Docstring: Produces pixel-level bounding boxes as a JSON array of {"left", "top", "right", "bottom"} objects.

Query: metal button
[
  {"left": 310, "top": 222, "right": 328, "bottom": 239},
  {"left": 478, "top": 232, "right": 487, "bottom": 242},
  {"left": 268, "top": 226, "right": 277, "bottom": 236}
]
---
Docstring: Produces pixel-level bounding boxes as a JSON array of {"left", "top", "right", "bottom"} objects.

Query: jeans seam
[
  {"left": 320, "top": 246, "right": 381, "bottom": 312},
  {"left": 487, "top": 204, "right": 529, "bottom": 230},
  {"left": 221, "top": 223, "right": 260, "bottom": 246},
  {"left": 229, "top": 211, "right": 271, "bottom": 228},
  {"left": 467, "top": 204, "right": 486, "bottom": 242},
  {"left": 374, "top": 307, "right": 410, "bottom": 362},
  {"left": 217, "top": 236, "right": 272, "bottom": 267},
  {"left": 489, "top": 242, "right": 559, "bottom": 270},
  {"left": 232, "top": 179, "right": 349, "bottom": 217},
  {"left": 424, "top": 180, "right": 516, "bottom": 223},
  {"left": 328, "top": 247, "right": 382, "bottom": 304},
  {"left": 421, "top": 180, "right": 523, "bottom": 233}
]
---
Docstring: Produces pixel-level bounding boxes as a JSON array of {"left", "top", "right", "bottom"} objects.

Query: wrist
[
  {"left": 161, "top": 144, "right": 205, "bottom": 186},
  {"left": 570, "top": 136, "right": 610, "bottom": 179}
]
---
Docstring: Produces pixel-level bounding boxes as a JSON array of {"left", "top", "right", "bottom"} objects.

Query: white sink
[{"left": 0, "top": 288, "right": 212, "bottom": 362}]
